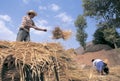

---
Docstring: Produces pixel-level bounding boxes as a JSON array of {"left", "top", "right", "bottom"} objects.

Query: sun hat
[{"left": 27, "top": 10, "right": 37, "bottom": 16}]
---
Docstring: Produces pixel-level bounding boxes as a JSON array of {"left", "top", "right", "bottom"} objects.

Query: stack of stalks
[
  {"left": 1, "top": 41, "right": 120, "bottom": 81},
  {"left": 0, "top": 41, "right": 71, "bottom": 81}
]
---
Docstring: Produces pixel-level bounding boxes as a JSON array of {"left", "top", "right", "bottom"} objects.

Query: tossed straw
[{"left": 52, "top": 27, "right": 72, "bottom": 40}]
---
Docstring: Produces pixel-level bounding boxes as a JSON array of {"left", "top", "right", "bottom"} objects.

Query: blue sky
[{"left": 0, "top": 0, "right": 96, "bottom": 49}]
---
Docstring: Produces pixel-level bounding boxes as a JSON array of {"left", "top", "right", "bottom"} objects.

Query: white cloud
[
  {"left": 39, "top": 4, "right": 60, "bottom": 12},
  {"left": 22, "top": 0, "right": 42, "bottom": 4},
  {"left": 0, "top": 20, "right": 16, "bottom": 41},
  {"left": 22, "top": 0, "right": 29, "bottom": 4},
  {"left": 0, "top": 15, "right": 11, "bottom": 22},
  {"left": 50, "top": 4, "right": 60, "bottom": 11},
  {"left": 55, "top": 12, "right": 73, "bottom": 23},
  {"left": 39, "top": 6, "right": 47, "bottom": 10}
]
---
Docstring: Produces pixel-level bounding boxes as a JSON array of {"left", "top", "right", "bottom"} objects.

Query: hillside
[
  {"left": 75, "top": 43, "right": 112, "bottom": 54},
  {"left": 75, "top": 49, "right": 120, "bottom": 67},
  {"left": 75, "top": 43, "right": 120, "bottom": 66},
  {"left": 0, "top": 41, "right": 120, "bottom": 81}
]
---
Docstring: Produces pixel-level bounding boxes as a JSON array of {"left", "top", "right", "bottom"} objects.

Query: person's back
[
  {"left": 92, "top": 59, "right": 103, "bottom": 67},
  {"left": 91, "top": 59, "right": 104, "bottom": 75}
]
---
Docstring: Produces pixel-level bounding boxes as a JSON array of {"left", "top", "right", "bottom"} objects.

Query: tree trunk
[{"left": 114, "top": 42, "right": 117, "bottom": 49}]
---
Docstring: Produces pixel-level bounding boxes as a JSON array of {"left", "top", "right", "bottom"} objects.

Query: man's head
[
  {"left": 27, "top": 10, "right": 37, "bottom": 18},
  {"left": 91, "top": 59, "right": 95, "bottom": 62}
]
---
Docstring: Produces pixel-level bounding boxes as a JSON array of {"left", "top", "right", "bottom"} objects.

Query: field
[{"left": 0, "top": 41, "right": 120, "bottom": 81}]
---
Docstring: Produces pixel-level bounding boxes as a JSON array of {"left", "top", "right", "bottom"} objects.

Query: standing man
[
  {"left": 91, "top": 59, "right": 109, "bottom": 75},
  {"left": 16, "top": 10, "right": 47, "bottom": 41}
]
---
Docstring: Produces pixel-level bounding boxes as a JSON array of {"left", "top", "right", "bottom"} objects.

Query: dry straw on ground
[
  {"left": 0, "top": 41, "right": 70, "bottom": 81},
  {"left": 0, "top": 41, "right": 120, "bottom": 81},
  {"left": 52, "top": 27, "right": 72, "bottom": 40}
]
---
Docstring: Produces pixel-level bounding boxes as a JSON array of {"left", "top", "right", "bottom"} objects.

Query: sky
[{"left": 0, "top": 0, "right": 96, "bottom": 49}]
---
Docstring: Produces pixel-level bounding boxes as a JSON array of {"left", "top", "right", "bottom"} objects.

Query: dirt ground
[
  {"left": 74, "top": 49, "right": 120, "bottom": 67},
  {"left": 69, "top": 48, "right": 120, "bottom": 81}
]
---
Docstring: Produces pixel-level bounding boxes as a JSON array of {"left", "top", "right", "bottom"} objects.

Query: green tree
[
  {"left": 76, "top": 29, "right": 87, "bottom": 50},
  {"left": 75, "top": 15, "right": 87, "bottom": 50},
  {"left": 82, "top": 0, "right": 120, "bottom": 48},
  {"left": 93, "top": 27, "right": 114, "bottom": 48},
  {"left": 103, "top": 27, "right": 120, "bottom": 49},
  {"left": 82, "top": 0, "right": 120, "bottom": 27},
  {"left": 93, "top": 27, "right": 107, "bottom": 44}
]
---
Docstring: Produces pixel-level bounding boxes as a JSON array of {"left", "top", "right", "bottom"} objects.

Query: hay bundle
[
  {"left": 52, "top": 27, "right": 63, "bottom": 39},
  {"left": 62, "top": 30, "right": 72, "bottom": 40},
  {"left": 52, "top": 27, "right": 72, "bottom": 40},
  {"left": 0, "top": 41, "right": 70, "bottom": 81}
]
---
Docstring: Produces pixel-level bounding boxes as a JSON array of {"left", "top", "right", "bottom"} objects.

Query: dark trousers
[{"left": 16, "top": 28, "right": 30, "bottom": 41}]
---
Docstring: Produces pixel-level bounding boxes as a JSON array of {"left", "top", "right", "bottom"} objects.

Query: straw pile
[
  {"left": 52, "top": 27, "right": 72, "bottom": 40},
  {"left": 0, "top": 41, "right": 71, "bottom": 81},
  {"left": 0, "top": 41, "right": 120, "bottom": 81}
]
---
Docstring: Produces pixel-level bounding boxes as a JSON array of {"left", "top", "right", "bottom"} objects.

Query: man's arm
[
  {"left": 92, "top": 61, "right": 96, "bottom": 68},
  {"left": 30, "top": 19, "right": 47, "bottom": 32},
  {"left": 32, "top": 26, "right": 47, "bottom": 32}
]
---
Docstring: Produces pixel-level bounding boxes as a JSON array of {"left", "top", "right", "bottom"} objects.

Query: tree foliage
[
  {"left": 76, "top": 29, "right": 87, "bottom": 50},
  {"left": 82, "top": 0, "right": 120, "bottom": 27},
  {"left": 93, "top": 27, "right": 107, "bottom": 44},
  {"left": 93, "top": 27, "right": 114, "bottom": 48},
  {"left": 75, "top": 15, "right": 87, "bottom": 29},
  {"left": 103, "top": 27, "right": 120, "bottom": 48},
  {"left": 82, "top": 0, "right": 120, "bottom": 48},
  {"left": 75, "top": 15, "right": 87, "bottom": 50}
]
